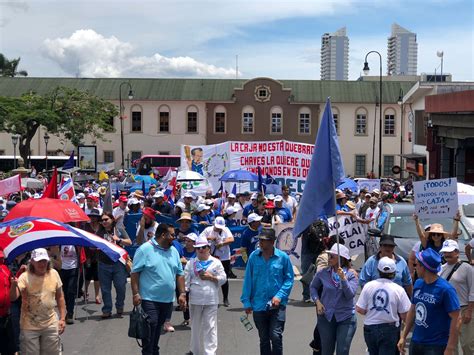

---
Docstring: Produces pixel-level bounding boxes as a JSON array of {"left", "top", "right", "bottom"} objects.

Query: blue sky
[{"left": 1, "top": 0, "right": 472, "bottom": 80}]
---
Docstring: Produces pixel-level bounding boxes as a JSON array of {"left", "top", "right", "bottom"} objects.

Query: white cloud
[{"left": 42, "top": 29, "right": 238, "bottom": 78}]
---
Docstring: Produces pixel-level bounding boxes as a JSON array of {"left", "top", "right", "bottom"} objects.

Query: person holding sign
[{"left": 413, "top": 211, "right": 460, "bottom": 254}]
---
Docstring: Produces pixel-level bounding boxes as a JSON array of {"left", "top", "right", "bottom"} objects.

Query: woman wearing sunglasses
[
  {"left": 184, "top": 235, "right": 227, "bottom": 355},
  {"left": 96, "top": 211, "right": 131, "bottom": 319}
]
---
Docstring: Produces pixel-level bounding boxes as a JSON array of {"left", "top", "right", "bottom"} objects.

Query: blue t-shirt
[
  {"left": 192, "top": 214, "right": 212, "bottom": 224},
  {"left": 132, "top": 239, "right": 184, "bottom": 303},
  {"left": 241, "top": 226, "right": 261, "bottom": 256},
  {"left": 182, "top": 248, "right": 196, "bottom": 260},
  {"left": 412, "top": 277, "right": 460, "bottom": 345},
  {"left": 276, "top": 207, "right": 292, "bottom": 222},
  {"left": 243, "top": 204, "right": 257, "bottom": 218},
  {"left": 172, "top": 240, "right": 184, "bottom": 257}
]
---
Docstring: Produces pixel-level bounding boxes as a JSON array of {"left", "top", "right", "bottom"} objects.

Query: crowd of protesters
[{"left": 0, "top": 169, "right": 472, "bottom": 355}]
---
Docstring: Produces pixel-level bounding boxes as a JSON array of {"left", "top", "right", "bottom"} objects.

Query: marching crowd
[{"left": 0, "top": 172, "right": 473, "bottom": 355}]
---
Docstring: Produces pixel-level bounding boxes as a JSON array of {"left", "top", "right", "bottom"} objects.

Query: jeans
[
  {"left": 409, "top": 342, "right": 446, "bottom": 355},
  {"left": 317, "top": 314, "right": 357, "bottom": 355},
  {"left": 98, "top": 262, "right": 127, "bottom": 314},
  {"left": 141, "top": 300, "right": 173, "bottom": 355},
  {"left": 221, "top": 260, "right": 230, "bottom": 301},
  {"left": 300, "top": 253, "right": 317, "bottom": 300},
  {"left": 59, "top": 268, "right": 79, "bottom": 317},
  {"left": 363, "top": 323, "right": 400, "bottom": 355},
  {"left": 253, "top": 306, "right": 286, "bottom": 355}
]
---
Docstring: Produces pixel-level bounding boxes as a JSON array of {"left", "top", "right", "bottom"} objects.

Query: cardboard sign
[
  {"left": 357, "top": 179, "right": 381, "bottom": 192},
  {"left": 327, "top": 215, "right": 365, "bottom": 256},
  {"left": 414, "top": 178, "right": 458, "bottom": 218}
]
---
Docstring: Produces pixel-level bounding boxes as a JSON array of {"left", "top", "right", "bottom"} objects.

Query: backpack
[{"left": 303, "top": 220, "right": 328, "bottom": 254}]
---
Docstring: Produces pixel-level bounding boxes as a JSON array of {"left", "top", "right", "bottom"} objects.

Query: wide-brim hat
[
  {"left": 427, "top": 223, "right": 450, "bottom": 235},
  {"left": 97, "top": 186, "right": 107, "bottom": 196},
  {"left": 327, "top": 243, "right": 351, "bottom": 261},
  {"left": 416, "top": 248, "right": 442, "bottom": 273},
  {"left": 177, "top": 212, "right": 193, "bottom": 222},
  {"left": 345, "top": 201, "right": 356, "bottom": 210},
  {"left": 133, "top": 190, "right": 145, "bottom": 199},
  {"left": 194, "top": 235, "right": 209, "bottom": 248},
  {"left": 379, "top": 234, "right": 397, "bottom": 246},
  {"left": 335, "top": 192, "right": 346, "bottom": 200}
]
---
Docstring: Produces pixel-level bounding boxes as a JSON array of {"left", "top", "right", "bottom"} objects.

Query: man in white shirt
[
  {"left": 113, "top": 196, "right": 128, "bottom": 230},
  {"left": 84, "top": 195, "right": 102, "bottom": 215},
  {"left": 281, "top": 185, "right": 298, "bottom": 218},
  {"left": 356, "top": 257, "right": 411, "bottom": 354}
]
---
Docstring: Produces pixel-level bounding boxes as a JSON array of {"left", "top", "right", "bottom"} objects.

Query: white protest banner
[
  {"left": 414, "top": 178, "right": 458, "bottom": 218},
  {"left": 181, "top": 140, "right": 314, "bottom": 194},
  {"left": 0, "top": 174, "right": 21, "bottom": 196},
  {"left": 327, "top": 215, "right": 365, "bottom": 256},
  {"left": 357, "top": 179, "right": 381, "bottom": 192}
]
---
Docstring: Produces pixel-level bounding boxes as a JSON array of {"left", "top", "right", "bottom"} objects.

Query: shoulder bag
[{"left": 128, "top": 305, "right": 151, "bottom": 347}]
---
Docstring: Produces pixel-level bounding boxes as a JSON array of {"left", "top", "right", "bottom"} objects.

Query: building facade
[
  {"left": 387, "top": 23, "right": 418, "bottom": 76},
  {"left": 320, "top": 27, "right": 349, "bottom": 81}
]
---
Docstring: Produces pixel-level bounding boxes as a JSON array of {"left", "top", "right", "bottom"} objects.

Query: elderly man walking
[
  {"left": 241, "top": 228, "right": 294, "bottom": 355},
  {"left": 131, "top": 223, "right": 186, "bottom": 355}
]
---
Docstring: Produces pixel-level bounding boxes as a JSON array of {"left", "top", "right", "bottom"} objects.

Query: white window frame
[
  {"left": 298, "top": 107, "right": 311, "bottom": 135},
  {"left": 242, "top": 106, "right": 255, "bottom": 134},
  {"left": 384, "top": 108, "right": 396, "bottom": 136},
  {"left": 186, "top": 105, "right": 199, "bottom": 134},
  {"left": 270, "top": 106, "right": 283, "bottom": 135},
  {"left": 355, "top": 107, "right": 368, "bottom": 136},
  {"left": 214, "top": 105, "right": 226, "bottom": 134}
]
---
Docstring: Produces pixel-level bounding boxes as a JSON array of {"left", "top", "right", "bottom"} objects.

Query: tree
[
  {"left": 0, "top": 87, "right": 118, "bottom": 167},
  {"left": 0, "top": 54, "right": 28, "bottom": 77}
]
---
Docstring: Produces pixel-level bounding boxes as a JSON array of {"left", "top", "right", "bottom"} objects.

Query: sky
[{"left": 1, "top": 0, "right": 473, "bottom": 81}]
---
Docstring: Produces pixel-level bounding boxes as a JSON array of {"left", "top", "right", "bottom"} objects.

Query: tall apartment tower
[
  {"left": 387, "top": 23, "right": 418, "bottom": 76},
  {"left": 320, "top": 27, "right": 349, "bottom": 80}
]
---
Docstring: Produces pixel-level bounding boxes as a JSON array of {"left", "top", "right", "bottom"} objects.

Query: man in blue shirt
[
  {"left": 241, "top": 228, "right": 294, "bottom": 355},
  {"left": 131, "top": 223, "right": 186, "bottom": 355},
  {"left": 274, "top": 196, "right": 292, "bottom": 222},
  {"left": 240, "top": 213, "right": 263, "bottom": 263},
  {"left": 398, "top": 248, "right": 460, "bottom": 355},
  {"left": 242, "top": 193, "right": 259, "bottom": 219}
]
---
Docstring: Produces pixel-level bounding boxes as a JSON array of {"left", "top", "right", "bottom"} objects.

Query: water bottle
[{"left": 240, "top": 314, "right": 253, "bottom": 331}]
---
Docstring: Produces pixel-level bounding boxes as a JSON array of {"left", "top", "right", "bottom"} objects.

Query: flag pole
[{"left": 333, "top": 183, "right": 341, "bottom": 270}]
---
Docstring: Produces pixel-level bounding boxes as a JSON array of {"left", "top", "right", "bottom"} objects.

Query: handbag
[
  {"left": 301, "top": 263, "right": 316, "bottom": 286},
  {"left": 128, "top": 305, "right": 151, "bottom": 347}
]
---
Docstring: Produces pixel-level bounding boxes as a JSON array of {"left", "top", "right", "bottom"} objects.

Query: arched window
[
  {"left": 298, "top": 107, "right": 311, "bottom": 135},
  {"left": 242, "top": 105, "right": 255, "bottom": 134},
  {"left": 270, "top": 106, "right": 283, "bottom": 134},
  {"left": 130, "top": 104, "right": 143, "bottom": 132},
  {"left": 355, "top": 107, "right": 368, "bottom": 135},
  {"left": 214, "top": 105, "right": 226, "bottom": 134},
  {"left": 384, "top": 108, "right": 396, "bottom": 136},
  {"left": 332, "top": 106, "right": 340, "bottom": 135},
  {"left": 158, "top": 105, "right": 170, "bottom": 133},
  {"left": 186, "top": 105, "right": 198, "bottom": 133}
]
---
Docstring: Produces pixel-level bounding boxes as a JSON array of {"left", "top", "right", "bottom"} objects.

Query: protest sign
[
  {"left": 274, "top": 222, "right": 301, "bottom": 268},
  {"left": 414, "top": 178, "right": 458, "bottom": 218},
  {"left": 327, "top": 215, "right": 365, "bottom": 256},
  {"left": 0, "top": 174, "right": 21, "bottom": 196},
  {"left": 357, "top": 179, "right": 381, "bottom": 192}
]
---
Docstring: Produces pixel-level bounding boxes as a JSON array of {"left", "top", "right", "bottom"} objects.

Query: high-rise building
[
  {"left": 320, "top": 27, "right": 349, "bottom": 80},
  {"left": 387, "top": 23, "right": 418, "bottom": 76}
]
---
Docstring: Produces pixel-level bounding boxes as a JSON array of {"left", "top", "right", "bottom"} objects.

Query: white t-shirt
[
  {"left": 282, "top": 195, "right": 298, "bottom": 212},
  {"left": 61, "top": 245, "right": 78, "bottom": 270},
  {"left": 356, "top": 278, "right": 411, "bottom": 326},
  {"left": 199, "top": 226, "right": 233, "bottom": 261},
  {"left": 136, "top": 222, "right": 158, "bottom": 244},
  {"left": 365, "top": 207, "right": 380, "bottom": 228},
  {"left": 113, "top": 206, "right": 128, "bottom": 229}
]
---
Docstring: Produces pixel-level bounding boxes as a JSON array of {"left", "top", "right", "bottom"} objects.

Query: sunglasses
[
  {"left": 101, "top": 218, "right": 111, "bottom": 222},
  {"left": 195, "top": 246, "right": 207, "bottom": 250}
]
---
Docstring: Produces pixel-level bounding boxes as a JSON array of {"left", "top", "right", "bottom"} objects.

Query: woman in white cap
[
  {"left": 310, "top": 244, "right": 358, "bottom": 355},
  {"left": 10, "top": 248, "right": 66, "bottom": 355},
  {"left": 193, "top": 204, "right": 212, "bottom": 225},
  {"left": 184, "top": 235, "right": 227, "bottom": 355}
]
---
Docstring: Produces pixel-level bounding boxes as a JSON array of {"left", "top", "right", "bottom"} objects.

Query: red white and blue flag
[
  {"left": 0, "top": 217, "right": 128, "bottom": 264},
  {"left": 58, "top": 176, "right": 76, "bottom": 203},
  {"left": 163, "top": 176, "right": 176, "bottom": 206}
]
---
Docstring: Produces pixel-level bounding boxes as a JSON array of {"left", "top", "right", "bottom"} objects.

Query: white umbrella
[
  {"left": 176, "top": 170, "right": 205, "bottom": 182},
  {"left": 457, "top": 182, "right": 474, "bottom": 205},
  {"left": 21, "top": 177, "right": 45, "bottom": 189}
]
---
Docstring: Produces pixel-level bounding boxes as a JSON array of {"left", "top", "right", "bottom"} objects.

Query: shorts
[{"left": 84, "top": 262, "right": 99, "bottom": 281}]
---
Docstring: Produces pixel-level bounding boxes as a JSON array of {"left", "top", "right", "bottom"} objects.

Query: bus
[
  {"left": 0, "top": 155, "right": 76, "bottom": 172},
  {"left": 136, "top": 155, "right": 181, "bottom": 177}
]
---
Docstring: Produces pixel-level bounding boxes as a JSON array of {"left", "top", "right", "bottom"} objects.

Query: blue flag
[
  {"left": 257, "top": 166, "right": 265, "bottom": 194},
  {"left": 293, "top": 98, "right": 345, "bottom": 237},
  {"left": 265, "top": 173, "right": 282, "bottom": 195},
  {"left": 231, "top": 183, "right": 237, "bottom": 195},
  {"left": 62, "top": 151, "right": 75, "bottom": 170}
]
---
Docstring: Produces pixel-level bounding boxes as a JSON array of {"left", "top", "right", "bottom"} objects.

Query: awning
[{"left": 401, "top": 153, "right": 426, "bottom": 160}]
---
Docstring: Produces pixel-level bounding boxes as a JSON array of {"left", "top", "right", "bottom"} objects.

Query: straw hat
[
  {"left": 133, "top": 190, "right": 145, "bottom": 199},
  {"left": 345, "top": 201, "right": 356, "bottom": 210},
  {"left": 427, "top": 223, "right": 450, "bottom": 235},
  {"left": 177, "top": 212, "right": 193, "bottom": 222}
]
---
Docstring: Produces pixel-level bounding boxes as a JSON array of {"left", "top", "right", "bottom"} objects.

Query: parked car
[
  {"left": 460, "top": 203, "right": 474, "bottom": 235},
  {"left": 382, "top": 203, "right": 470, "bottom": 261}
]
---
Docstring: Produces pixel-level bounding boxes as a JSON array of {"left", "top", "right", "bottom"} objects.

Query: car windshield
[
  {"left": 462, "top": 203, "right": 474, "bottom": 217},
  {"left": 385, "top": 215, "right": 469, "bottom": 240}
]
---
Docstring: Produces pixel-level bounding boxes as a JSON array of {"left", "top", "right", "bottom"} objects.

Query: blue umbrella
[
  {"left": 219, "top": 169, "right": 258, "bottom": 182},
  {"left": 337, "top": 177, "right": 359, "bottom": 194}
]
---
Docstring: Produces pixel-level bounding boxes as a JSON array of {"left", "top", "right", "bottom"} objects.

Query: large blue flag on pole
[{"left": 293, "top": 98, "right": 345, "bottom": 237}]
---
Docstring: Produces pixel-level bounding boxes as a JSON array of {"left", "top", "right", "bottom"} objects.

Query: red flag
[
  {"left": 0, "top": 174, "right": 21, "bottom": 196},
  {"left": 42, "top": 168, "right": 58, "bottom": 199}
]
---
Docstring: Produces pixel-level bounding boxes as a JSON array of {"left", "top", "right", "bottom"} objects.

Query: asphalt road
[{"left": 61, "top": 269, "right": 373, "bottom": 355}]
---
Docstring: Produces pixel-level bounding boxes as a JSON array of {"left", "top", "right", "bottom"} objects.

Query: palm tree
[{"left": 0, "top": 53, "right": 28, "bottom": 77}]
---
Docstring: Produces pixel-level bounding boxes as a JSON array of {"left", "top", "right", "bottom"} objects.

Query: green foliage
[
  {"left": 0, "top": 53, "right": 28, "bottom": 77},
  {"left": 0, "top": 86, "right": 118, "bottom": 165}
]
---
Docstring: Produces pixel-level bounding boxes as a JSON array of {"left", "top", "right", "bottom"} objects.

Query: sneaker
[
  {"left": 65, "top": 315, "right": 74, "bottom": 325},
  {"left": 163, "top": 322, "right": 175, "bottom": 332},
  {"left": 228, "top": 272, "right": 237, "bottom": 279},
  {"left": 101, "top": 312, "right": 112, "bottom": 319},
  {"left": 181, "top": 320, "right": 190, "bottom": 326},
  {"left": 304, "top": 298, "right": 313, "bottom": 303},
  {"left": 223, "top": 299, "right": 230, "bottom": 307}
]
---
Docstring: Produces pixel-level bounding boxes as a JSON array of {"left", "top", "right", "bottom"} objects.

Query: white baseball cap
[
  {"left": 153, "top": 191, "right": 164, "bottom": 198},
  {"left": 228, "top": 193, "right": 236, "bottom": 199},
  {"left": 251, "top": 193, "right": 258, "bottom": 200},
  {"left": 175, "top": 201, "right": 186, "bottom": 210},
  {"left": 77, "top": 193, "right": 86, "bottom": 199},
  {"left": 197, "top": 204, "right": 210, "bottom": 212},
  {"left": 274, "top": 195, "right": 283, "bottom": 202},
  {"left": 377, "top": 256, "right": 397, "bottom": 273},
  {"left": 128, "top": 197, "right": 140, "bottom": 205},
  {"left": 183, "top": 191, "right": 194, "bottom": 198},
  {"left": 226, "top": 206, "right": 237, "bottom": 215},
  {"left": 214, "top": 216, "right": 226, "bottom": 230},
  {"left": 31, "top": 248, "right": 50, "bottom": 262},
  {"left": 327, "top": 244, "right": 350, "bottom": 261},
  {"left": 248, "top": 213, "right": 263, "bottom": 223},
  {"left": 440, "top": 240, "right": 459, "bottom": 253},
  {"left": 266, "top": 194, "right": 275, "bottom": 200},
  {"left": 185, "top": 233, "right": 198, "bottom": 242},
  {"left": 194, "top": 235, "right": 209, "bottom": 248}
]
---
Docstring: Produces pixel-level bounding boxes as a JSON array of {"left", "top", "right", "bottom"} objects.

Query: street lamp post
[
  {"left": 11, "top": 135, "right": 19, "bottom": 170},
  {"left": 397, "top": 89, "right": 404, "bottom": 178},
  {"left": 44, "top": 132, "right": 50, "bottom": 172},
  {"left": 119, "top": 82, "right": 134, "bottom": 169},
  {"left": 363, "top": 51, "right": 383, "bottom": 178}
]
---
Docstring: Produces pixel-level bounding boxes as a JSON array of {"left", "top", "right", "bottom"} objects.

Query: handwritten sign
[
  {"left": 357, "top": 179, "right": 381, "bottom": 193},
  {"left": 327, "top": 215, "right": 365, "bottom": 256},
  {"left": 414, "top": 178, "right": 458, "bottom": 218}
]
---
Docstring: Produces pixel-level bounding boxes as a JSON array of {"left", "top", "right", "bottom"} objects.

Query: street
[{"left": 62, "top": 271, "right": 370, "bottom": 355}]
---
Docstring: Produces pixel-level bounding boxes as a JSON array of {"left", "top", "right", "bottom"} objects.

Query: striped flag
[
  {"left": 163, "top": 176, "right": 176, "bottom": 206},
  {"left": 58, "top": 176, "right": 76, "bottom": 202}
]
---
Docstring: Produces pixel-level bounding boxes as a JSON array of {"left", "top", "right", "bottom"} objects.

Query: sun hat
[
  {"left": 142, "top": 207, "right": 156, "bottom": 220},
  {"left": 153, "top": 191, "right": 164, "bottom": 198},
  {"left": 265, "top": 201, "right": 275, "bottom": 209},
  {"left": 225, "top": 206, "right": 237, "bottom": 215},
  {"left": 194, "top": 235, "right": 209, "bottom": 248},
  {"left": 258, "top": 228, "right": 276, "bottom": 241},
  {"left": 372, "top": 189, "right": 380, "bottom": 195},
  {"left": 197, "top": 204, "right": 210, "bottom": 212},
  {"left": 214, "top": 216, "right": 226, "bottom": 230},
  {"left": 335, "top": 192, "right": 346, "bottom": 199},
  {"left": 345, "top": 201, "right": 356, "bottom": 210},
  {"left": 248, "top": 213, "right": 263, "bottom": 223},
  {"left": 31, "top": 248, "right": 50, "bottom": 262},
  {"left": 440, "top": 239, "right": 459, "bottom": 253},
  {"left": 327, "top": 243, "right": 351, "bottom": 261},
  {"left": 379, "top": 234, "right": 397, "bottom": 246},
  {"left": 377, "top": 257, "right": 397, "bottom": 273},
  {"left": 185, "top": 233, "right": 198, "bottom": 242},
  {"left": 427, "top": 223, "right": 450, "bottom": 235},
  {"left": 133, "top": 190, "right": 145, "bottom": 199},
  {"left": 97, "top": 186, "right": 107, "bottom": 196},
  {"left": 415, "top": 248, "right": 442, "bottom": 273},
  {"left": 177, "top": 212, "right": 193, "bottom": 222}
]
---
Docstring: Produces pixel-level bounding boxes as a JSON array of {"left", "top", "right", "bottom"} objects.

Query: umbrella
[
  {"left": 219, "top": 169, "right": 258, "bottom": 183},
  {"left": 457, "top": 182, "right": 474, "bottom": 205},
  {"left": 133, "top": 175, "right": 158, "bottom": 185},
  {"left": 337, "top": 177, "right": 359, "bottom": 194},
  {"left": 4, "top": 197, "right": 90, "bottom": 223},
  {"left": 176, "top": 170, "right": 205, "bottom": 182},
  {"left": 0, "top": 217, "right": 127, "bottom": 264},
  {"left": 21, "top": 178, "right": 45, "bottom": 189}
]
